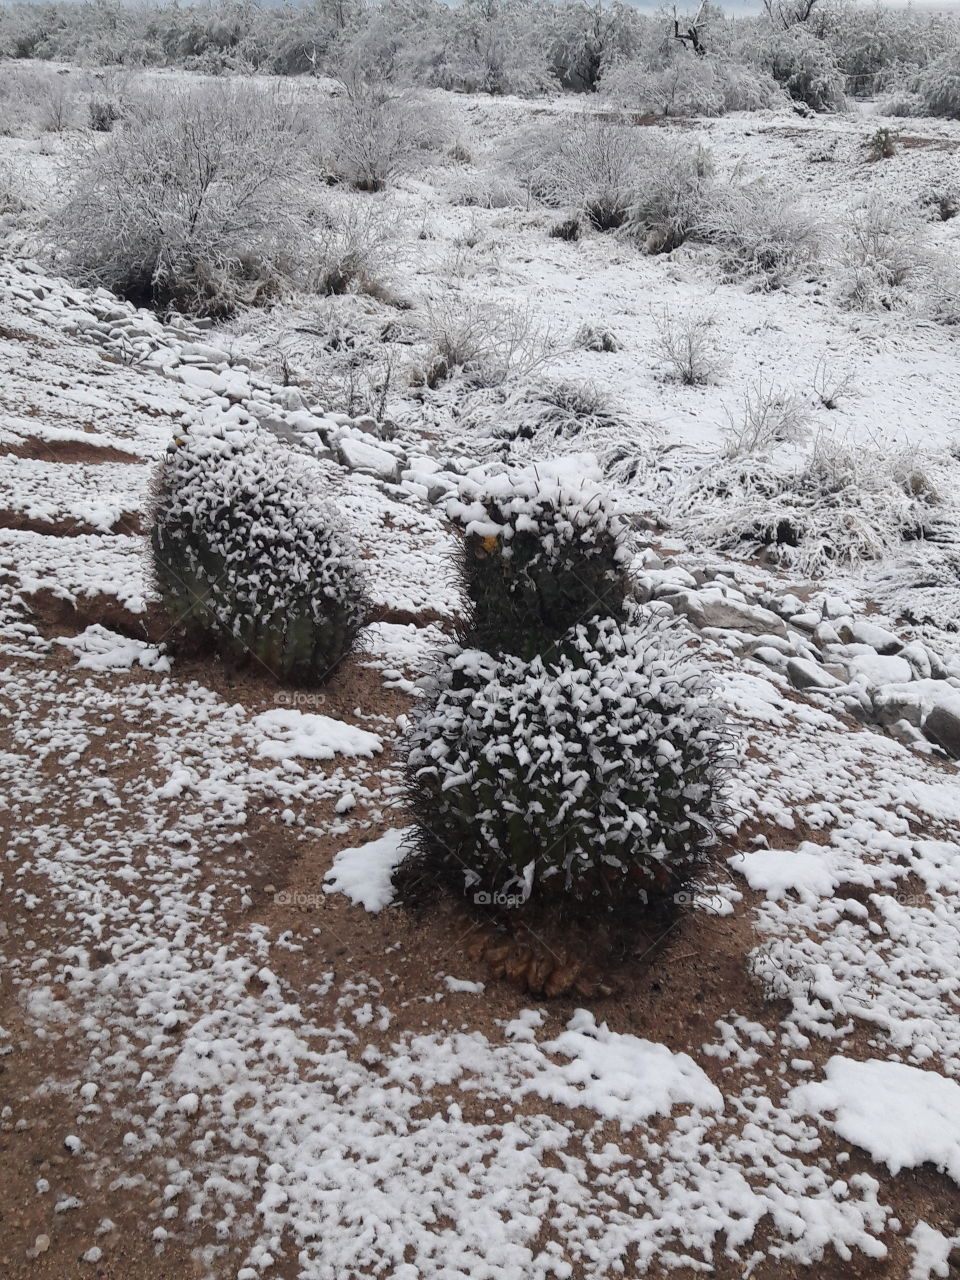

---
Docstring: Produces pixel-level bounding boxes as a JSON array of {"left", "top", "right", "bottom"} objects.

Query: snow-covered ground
[{"left": 2, "top": 83, "right": 960, "bottom": 1280}]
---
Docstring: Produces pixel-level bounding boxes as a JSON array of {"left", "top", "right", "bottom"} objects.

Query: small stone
[{"left": 34, "top": 1236, "right": 50, "bottom": 1254}]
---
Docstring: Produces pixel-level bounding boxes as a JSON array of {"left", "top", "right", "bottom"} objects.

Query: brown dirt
[
  {"left": 0, "top": 510, "right": 143, "bottom": 537},
  {"left": 0, "top": 437, "right": 143, "bottom": 464}
]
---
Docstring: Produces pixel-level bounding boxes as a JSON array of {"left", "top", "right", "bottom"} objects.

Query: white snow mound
[
  {"left": 323, "top": 827, "right": 412, "bottom": 912},
  {"left": 791, "top": 1057, "right": 960, "bottom": 1183},
  {"left": 253, "top": 709, "right": 383, "bottom": 762}
]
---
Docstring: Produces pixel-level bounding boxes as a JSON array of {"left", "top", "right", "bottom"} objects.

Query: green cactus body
[{"left": 151, "top": 428, "right": 368, "bottom": 685}]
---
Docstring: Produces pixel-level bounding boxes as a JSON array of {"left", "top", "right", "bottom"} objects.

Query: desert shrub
[
  {"left": 507, "top": 113, "right": 649, "bottom": 231},
  {"left": 925, "top": 260, "right": 960, "bottom": 327},
  {"left": 603, "top": 56, "right": 725, "bottom": 117},
  {"left": 54, "top": 81, "right": 313, "bottom": 317},
  {"left": 87, "top": 94, "right": 120, "bottom": 131},
  {"left": 813, "top": 357, "right": 856, "bottom": 410},
  {"left": 919, "top": 184, "right": 959, "bottom": 223},
  {"left": 448, "top": 463, "right": 634, "bottom": 659},
  {"left": 722, "top": 379, "right": 811, "bottom": 456},
  {"left": 548, "top": 0, "right": 642, "bottom": 93},
  {"left": 549, "top": 213, "right": 582, "bottom": 241},
  {"left": 449, "top": 171, "right": 526, "bottom": 209},
  {"left": 864, "top": 125, "right": 898, "bottom": 160},
  {"left": 603, "top": 56, "right": 784, "bottom": 118},
  {"left": 838, "top": 194, "right": 924, "bottom": 311},
  {"left": 320, "top": 75, "right": 446, "bottom": 191},
  {"left": 0, "top": 62, "right": 81, "bottom": 136},
  {"left": 698, "top": 181, "right": 824, "bottom": 286},
  {"left": 430, "top": 0, "right": 556, "bottom": 95},
  {"left": 151, "top": 428, "right": 368, "bottom": 684},
  {"left": 913, "top": 51, "right": 960, "bottom": 119},
  {"left": 666, "top": 437, "right": 941, "bottom": 575},
  {"left": 622, "top": 139, "right": 713, "bottom": 253},
  {"left": 756, "top": 26, "right": 847, "bottom": 112},
  {"left": 718, "top": 61, "right": 788, "bottom": 111},
  {"left": 576, "top": 321, "right": 621, "bottom": 352},
  {"left": 310, "top": 197, "right": 399, "bottom": 299},
  {"left": 404, "top": 611, "right": 725, "bottom": 910},
  {"left": 652, "top": 307, "right": 720, "bottom": 386},
  {"left": 419, "top": 295, "right": 557, "bottom": 388},
  {"left": 489, "top": 378, "right": 630, "bottom": 446}
]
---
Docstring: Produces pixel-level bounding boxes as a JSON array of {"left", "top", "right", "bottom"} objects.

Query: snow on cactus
[
  {"left": 448, "top": 456, "right": 633, "bottom": 660},
  {"left": 151, "top": 427, "right": 368, "bottom": 684},
  {"left": 404, "top": 610, "right": 726, "bottom": 912}
]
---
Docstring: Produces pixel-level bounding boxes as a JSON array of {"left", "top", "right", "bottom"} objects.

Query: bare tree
[
  {"left": 673, "top": 1, "right": 708, "bottom": 56},
  {"left": 762, "top": 0, "right": 823, "bottom": 30}
]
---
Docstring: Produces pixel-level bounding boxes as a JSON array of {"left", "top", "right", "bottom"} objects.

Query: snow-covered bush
[
  {"left": 722, "top": 379, "right": 811, "bottom": 456},
  {"left": 87, "top": 94, "right": 120, "bottom": 131},
  {"left": 151, "top": 429, "right": 368, "bottom": 683},
  {"left": 309, "top": 196, "right": 399, "bottom": 299},
  {"left": 622, "top": 138, "right": 713, "bottom": 253},
  {"left": 404, "top": 612, "right": 725, "bottom": 910},
  {"left": 838, "top": 194, "right": 924, "bottom": 311},
  {"left": 320, "top": 76, "right": 446, "bottom": 191},
  {"left": 448, "top": 463, "right": 633, "bottom": 659},
  {"left": 754, "top": 26, "right": 846, "bottom": 112},
  {"left": 549, "top": 0, "right": 642, "bottom": 92},
  {"left": 432, "top": 0, "right": 555, "bottom": 95},
  {"left": 604, "top": 53, "right": 784, "bottom": 117},
  {"left": 603, "top": 56, "right": 724, "bottom": 118},
  {"left": 652, "top": 308, "right": 720, "bottom": 386},
  {"left": 913, "top": 51, "right": 960, "bottom": 119},
  {"left": 419, "top": 296, "right": 556, "bottom": 388},
  {"left": 55, "top": 82, "right": 314, "bottom": 317},
  {"left": 919, "top": 184, "right": 959, "bottom": 223},
  {"left": 699, "top": 181, "right": 824, "bottom": 286},
  {"left": 506, "top": 113, "right": 649, "bottom": 231},
  {"left": 483, "top": 379, "right": 630, "bottom": 447},
  {"left": 576, "top": 322, "right": 621, "bottom": 352},
  {"left": 667, "top": 437, "right": 941, "bottom": 575},
  {"left": 448, "top": 171, "right": 527, "bottom": 210}
]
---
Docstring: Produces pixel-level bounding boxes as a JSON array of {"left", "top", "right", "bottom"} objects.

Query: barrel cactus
[
  {"left": 449, "top": 462, "right": 633, "bottom": 661},
  {"left": 404, "top": 611, "right": 726, "bottom": 912},
  {"left": 151, "top": 428, "right": 368, "bottom": 684}
]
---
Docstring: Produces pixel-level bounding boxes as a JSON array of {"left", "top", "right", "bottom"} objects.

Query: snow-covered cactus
[
  {"left": 151, "top": 429, "right": 368, "bottom": 684},
  {"left": 449, "top": 462, "right": 633, "bottom": 660},
  {"left": 404, "top": 612, "right": 726, "bottom": 912}
]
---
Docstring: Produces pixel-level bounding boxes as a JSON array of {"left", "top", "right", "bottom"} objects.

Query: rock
[
  {"left": 751, "top": 646, "right": 789, "bottom": 672},
  {"left": 353, "top": 415, "right": 382, "bottom": 437},
  {"left": 789, "top": 611, "right": 821, "bottom": 633},
  {"left": 822, "top": 594, "right": 852, "bottom": 619},
  {"left": 847, "top": 653, "right": 913, "bottom": 689},
  {"left": 874, "top": 680, "right": 956, "bottom": 728},
  {"left": 888, "top": 719, "right": 923, "bottom": 747},
  {"left": 745, "top": 633, "right": 796, "bottom": 657},
  {"left": 923, "top": 702, "right": 960, "bottom": 758},
  {"left": 813, "top": 621, "right": 841, "bottom": 648},
  {"left": 901, "top": 640, "right": 948, "bottom": 682},
  {"left": 839, "top": 619, "right": 903, "bottom": 655},
  {"left": 787, "top": 658, "right": 844, "bottom": 692},
  {"left": 671, "top": 588, "right": 788, "bottom": 638},
  {"left": 337, "top": 438, "right": 403, "bottom": 482},
  {"left": 176, "top": 341, "right": 231, "bottom": 365}
]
